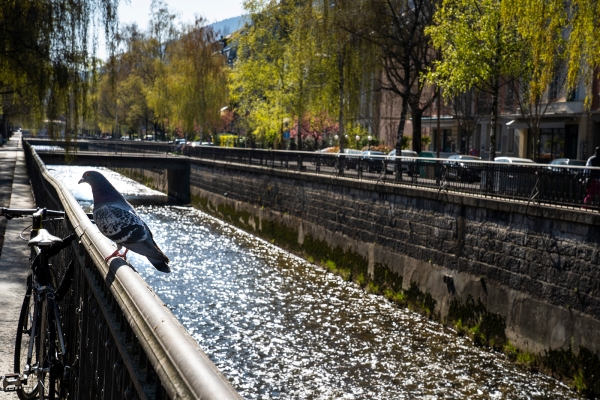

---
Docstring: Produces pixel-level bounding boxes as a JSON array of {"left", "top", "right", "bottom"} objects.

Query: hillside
[{"left": 209, "top": 15, "right": 247, "bottom": 37}]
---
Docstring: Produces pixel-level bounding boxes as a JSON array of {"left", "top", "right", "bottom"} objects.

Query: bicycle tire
[
  {"left": 38, "top": 298, "right": 65, "bottom": 400},
  {"left": 14, "top": 284, "right": 38, "bottom": 400}
]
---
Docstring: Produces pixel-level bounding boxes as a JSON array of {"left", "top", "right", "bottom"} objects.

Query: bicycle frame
[{"left": 1, "top": 207, "right": 78, "bottom": 399}]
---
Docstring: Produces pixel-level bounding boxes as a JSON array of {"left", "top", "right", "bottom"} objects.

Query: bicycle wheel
[
  {"left": 38, "top": 299, "right": 65, "bottom": 400},
  {"left": 14, "top": 287, "right": 38, "bottom": 400}
]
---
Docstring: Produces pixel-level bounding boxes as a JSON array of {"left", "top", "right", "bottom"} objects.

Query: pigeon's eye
[{"left": 86, "top": 173, "right": 90, "bottom": 177}]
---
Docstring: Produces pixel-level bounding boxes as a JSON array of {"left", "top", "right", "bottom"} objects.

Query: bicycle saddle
[{"left": 28, "top": 229, "right": 63, "bottom": 247}]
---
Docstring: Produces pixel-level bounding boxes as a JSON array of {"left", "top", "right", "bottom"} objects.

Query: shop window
[{"left": 507, "top": 128, "right": 515, "bottom": 153}]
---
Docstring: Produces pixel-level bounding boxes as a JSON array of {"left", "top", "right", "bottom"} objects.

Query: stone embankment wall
[{"left": 117, "top": 160, "right": 600, "bottom": 355}]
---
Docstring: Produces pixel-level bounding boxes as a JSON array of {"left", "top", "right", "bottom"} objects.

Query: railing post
[{"left": 316, "top": 154, "right": 321, "bottom": 174}]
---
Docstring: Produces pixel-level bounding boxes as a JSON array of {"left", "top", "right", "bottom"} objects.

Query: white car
[
  {"left": 494, "top": 157, "right": 534, "bottom": 164},
  {"left": 385, "top": 149, "right": 419, "bottom": 173}
]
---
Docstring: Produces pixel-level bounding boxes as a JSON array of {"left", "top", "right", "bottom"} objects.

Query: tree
[
  {"left": 160, "top": 18, "right": 229, "bottom": 140},
  {"left": 427, "top": 0, "right": 523, "bottom": 160},
  {"left": 565, "top": 0, "right": 600, "bottom": 107},
  {"left": 363, "top": 0, "right": 440, "bottom": 158},
  {"left": 0, "top": 0, "right": 119, "bottom": 138},
  {"left": 451, "top": 90, "right": 491, "bottom": 154},
  {"left": 503, "top": 0, "right": 567, "bottom": 161}
]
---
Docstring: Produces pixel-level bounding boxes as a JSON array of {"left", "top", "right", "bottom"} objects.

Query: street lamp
[
  {"left": 355, "top": 135, "right": 361, "bottom": 150},
  {"left": 368, "top": 135, "right": 372, "bottom": 150}
]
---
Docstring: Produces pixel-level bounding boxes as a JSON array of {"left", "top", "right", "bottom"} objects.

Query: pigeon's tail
[
  {"left": 126, "top": 236, "right": 171, "bottom": 273},
  {"left": 147, "top": 256, "right": 171, "bottom": 273}
]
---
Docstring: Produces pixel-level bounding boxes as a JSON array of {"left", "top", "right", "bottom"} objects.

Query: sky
[
  {"left": 119, "top": 0, "right": 245, "bottom": 30},
  {"left": 96, "top": 0, "right": 244, "bottom": 59}
]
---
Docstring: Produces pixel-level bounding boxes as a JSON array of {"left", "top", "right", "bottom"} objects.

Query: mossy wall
[
  {"left": 114, "top": 167, "right": 167, "bottom": 193},
  {"left": 122, "top": 160, "right": 600, "bottom": 395}
]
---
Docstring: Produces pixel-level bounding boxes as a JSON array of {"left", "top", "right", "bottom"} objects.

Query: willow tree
[
  {"left": 229, "top": 0, "right": 296, "bottom": 147},
  {"left": 502, "top": 0, "right": 567, "bottom": 161},
  {"left": 426, "top": 0, "right": 523, "bottom": 160},
  {"left": 318, "top": 0, "right": 376, "bottom": 158},
  {"left": 0, "top": 0, "right": 120, "bottom": 139},
  {"left": 157, "top": 18, "right": 229, "bottom": 141},
  {"left": 566, "top": 0, "right": 600, "bottom": 107}
]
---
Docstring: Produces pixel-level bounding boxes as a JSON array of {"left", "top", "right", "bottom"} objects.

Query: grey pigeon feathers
[{"left": 79, "top": 170, "right": 171, "bottom": 273}]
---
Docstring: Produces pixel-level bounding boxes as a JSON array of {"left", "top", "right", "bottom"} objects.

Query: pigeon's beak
[{"left": 78, "top": 178, "right": 85, "bottom": 184}]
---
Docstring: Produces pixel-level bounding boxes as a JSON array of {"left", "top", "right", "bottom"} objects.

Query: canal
[{"left": 51, "top": 166, "right": 579, "bottom": 399}]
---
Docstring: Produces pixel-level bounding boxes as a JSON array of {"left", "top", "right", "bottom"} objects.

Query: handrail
[{"left": 28, "top": 143, "right": 241, "bottom": 399}]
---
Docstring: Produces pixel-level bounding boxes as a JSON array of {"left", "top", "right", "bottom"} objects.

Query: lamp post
[
  {"left": 355, "top": 135, "right": 360, "bottom": 150},
  {"left": 368, "top": 135, "right": 372, "bottom": 150}
]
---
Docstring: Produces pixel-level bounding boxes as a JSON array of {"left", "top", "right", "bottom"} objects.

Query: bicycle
[{"left": 1, "top": 207, "right": 87, "bottom": 400}]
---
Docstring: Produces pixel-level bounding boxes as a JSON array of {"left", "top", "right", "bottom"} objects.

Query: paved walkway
[{"left": 0, "top": 132, "right": 34, "bottom": 398}]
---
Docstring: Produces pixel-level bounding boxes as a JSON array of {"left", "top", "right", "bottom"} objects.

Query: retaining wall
[{"left": 117, "top": 160, "right": 600, "bottom": 355}]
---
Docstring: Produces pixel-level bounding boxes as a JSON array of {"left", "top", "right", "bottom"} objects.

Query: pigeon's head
[
  {"left": 78, "top": 170, "right": 105, "bottom": 186},
  {"left": 78, "top": 171, "right": 121, "bottom": 204}
]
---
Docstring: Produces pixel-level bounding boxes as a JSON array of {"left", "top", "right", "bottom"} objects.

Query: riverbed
[{"left": 51, "top": 166, "right": 580, "bottom": 399}]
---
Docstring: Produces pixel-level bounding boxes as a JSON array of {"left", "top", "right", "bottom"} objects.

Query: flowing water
[{"left": 50, "top": 166, "right": 580, "bottom": 399}]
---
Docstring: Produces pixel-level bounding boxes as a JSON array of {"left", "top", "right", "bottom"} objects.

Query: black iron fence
[
  {"left": 182, "top": 146, "right": 599, "bottom": 210},
  {"left": 28, "top": 139, "right": 600, "bottom": 210},
  {"left": 22, "top": 141, "right": 241, "bottom": 400},
  {"left": 26, "top": 138, "right": 175, "bottom": 156}
]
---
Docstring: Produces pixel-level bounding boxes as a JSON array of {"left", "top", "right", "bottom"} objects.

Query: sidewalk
[{"left": 0, "top": 132, "right": 35, "bottom": 397}]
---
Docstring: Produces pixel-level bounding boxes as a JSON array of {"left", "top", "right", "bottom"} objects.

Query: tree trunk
[
  {"left": 394, "top": 90, "right": 410, "bottom": 181},
  {"left": 297, "top": 115, "right": 302, "bottom": 151},
  {"left": 412, "top": 108, "right": 423, "bottom": 154},
  {"left": 489, "top": 77, "right": 499, "bottom": 161},
  {"left": 338, "top": 49, "right": 345, "bottom": 174}
]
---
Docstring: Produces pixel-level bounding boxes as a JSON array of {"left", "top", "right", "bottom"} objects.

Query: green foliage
[
  {"left": 426, "top": 0, "right": 525, "bottom": 159},
  {"left": 401, "top": 136, "right": 412, "bottom": 150},
  {"left": 229, "top": 0, "right": 376, "bottom": 149},
  {"left": 1, "top": 0, "right": 118, "bottom": 135},
  {"left": 405, "top": 282, "right": 437, "bottom": 316},
  {"left": 148, "top": 17, "right": 228, "bottom": 139},
  {"left": 427, "top": 0, "right": 523, "bottom": 95},
  {"left": 447, "top": 295, "right": 506, "bottom": 349},
  {"left": 366, "top": 281, "right": 379, "bottom": 293},
  {"left": 219, "top": 135, "right": 239, "bottom": 147},
  {"left": 421, "top": 136, "right": 432, "bottom": 150},
  {"left": 543, "top": 346, "right": 600, "bottom": 396},
  {"left": 325, "top": 259, "right": 336, "bottom": 271},
  {"left": 566, "top": 0, "right": 600, "bottom": 106}
]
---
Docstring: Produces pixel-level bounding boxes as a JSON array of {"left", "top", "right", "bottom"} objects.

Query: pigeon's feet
[{"left": 104, "top": 248, "right": 129, "bottom": 262}]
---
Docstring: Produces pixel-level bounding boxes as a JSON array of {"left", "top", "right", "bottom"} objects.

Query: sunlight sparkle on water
[{"left": 49, "top": 167, "right": 581, "bottom": 400}]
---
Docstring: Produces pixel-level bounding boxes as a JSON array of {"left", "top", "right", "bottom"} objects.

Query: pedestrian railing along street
[
  {"left": 28, "top": 139, "right": 600, "bottom": 210},
  {"left": 184, "top": 146, "right": 600, "bottom": 210}
]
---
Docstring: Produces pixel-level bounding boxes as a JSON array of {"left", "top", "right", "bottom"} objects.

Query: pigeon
[{"left": 78, "top": 170, "right": 171, "bottom": 273}]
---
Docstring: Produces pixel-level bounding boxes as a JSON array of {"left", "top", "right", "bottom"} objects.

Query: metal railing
[
  {"left": 27, "top": 138, "right": 176, "bottom": 157},
  {"left": 183, "top": 146, "right": 599, "bottom": 210},
  {"left": 22, "top": 141, "right": 241, "bottom": 400},
  {"left": 27, "top": 138, "right": 600, "bottom": 210}
]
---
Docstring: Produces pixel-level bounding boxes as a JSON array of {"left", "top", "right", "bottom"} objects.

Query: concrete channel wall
[{"left": 117, "top": 159, "right": 600, "bottom": 356}]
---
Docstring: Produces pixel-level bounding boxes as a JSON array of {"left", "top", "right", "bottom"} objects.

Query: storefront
[{"left": 505, "top": 117, "right": 577, "bottom": 162}]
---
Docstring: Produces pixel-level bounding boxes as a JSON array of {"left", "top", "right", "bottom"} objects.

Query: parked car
[
  {"left": 444, "top": 154, "right": 482, "bottom": 182},
  {"left": 484, "top": 157, "right": 536, "bottom": 195},
  {"left": 337, "top": 149, "right": 363, "bottom": 170},
  {"left": 548, "top": 158, "right": 586, "bottom": 173},
  {"left": 417, "top": 151, "right": 458, "bottom": 178},
  {"left": 385, "top": 149, "right": 419, "bottom": 174},
  {"left": 494, "top": 156, "right": 535, "bottom": 164},
  {"left": 361, "top": 150, "right": 386, "bottom": 172}
]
